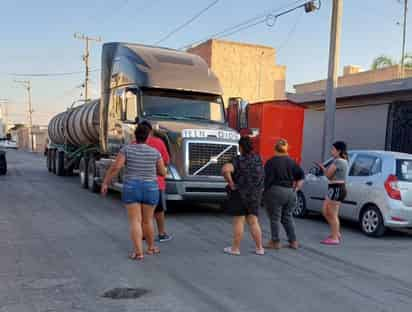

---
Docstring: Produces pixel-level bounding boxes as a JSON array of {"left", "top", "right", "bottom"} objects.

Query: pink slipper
[
  {"left": 224, "top": 246, "right": 240, "bottom": 256},
  {"left": 320, "top": 237, "right": 340, "bottom": 245},
  {"left": 255, "top": 248, "right": 265, "bottom": 256}
]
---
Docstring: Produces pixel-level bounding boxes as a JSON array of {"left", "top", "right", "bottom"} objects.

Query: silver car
[{"left": 294, "top": 150, "right": 412, "bottom": 237}]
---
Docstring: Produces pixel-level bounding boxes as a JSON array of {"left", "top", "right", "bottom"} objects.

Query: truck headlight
[{"left": 166, "top": 166, "right": 181, "bottom": 180}]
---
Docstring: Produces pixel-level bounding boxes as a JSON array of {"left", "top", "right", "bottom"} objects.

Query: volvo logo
[{"left": 209, "top": 156, "right": 219, "bottom": 164}]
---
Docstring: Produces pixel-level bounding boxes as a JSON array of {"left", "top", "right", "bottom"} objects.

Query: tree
[
  {"left": 403, "top": 53, "right": 412, "bottom": 68},
  {"left": 371, "top": 55, "right": 396, "bottom": 70},
  {"left": 371, "top": 53, "right": 412, "bottom": 70}
]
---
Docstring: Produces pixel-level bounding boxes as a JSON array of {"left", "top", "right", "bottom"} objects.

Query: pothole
[{"left": 101, "top": 288, "right": 150, "bottom": 300}]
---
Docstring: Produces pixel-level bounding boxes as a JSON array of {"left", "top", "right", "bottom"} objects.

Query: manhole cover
[{"left": 102, "top": 288, "right": 149, "bottom": 299}]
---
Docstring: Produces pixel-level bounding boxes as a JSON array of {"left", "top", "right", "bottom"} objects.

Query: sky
[{"left": 0, "top": 0, "right": 408, "bottom": 125}]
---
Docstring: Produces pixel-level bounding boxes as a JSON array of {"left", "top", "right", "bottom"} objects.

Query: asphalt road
[{"left": 1, "top": 150, "right": 412, "bottom": 312}]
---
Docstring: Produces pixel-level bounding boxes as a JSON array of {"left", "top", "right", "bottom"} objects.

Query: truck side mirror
[
  {"left": 238, "top": 100, "right": 249, "bottom": 129},
  {"left": 227, "top": 97, "right": 242, "bottom": 130}
]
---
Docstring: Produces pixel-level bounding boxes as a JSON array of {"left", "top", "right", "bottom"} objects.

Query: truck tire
[
  {"left": 46, "top": 150, "right": 50, "bottom": 171},
  {"left": 87, "top": 159, "right": 99, "bottom": 193},
  {"left": 0, "top": 152, "right": 7, "bottom": 175},
  {"left": 79, "top": 157, "right": 88, "bottom": 189},
  {"left": 51, "top": 150, "right": 57, "bottom": 174},
  {"left": 47, "top": 150, "right": 53, "bottom": 172},
  {"left": 56, "top": 151, "right": 66, "bottom": 176}
]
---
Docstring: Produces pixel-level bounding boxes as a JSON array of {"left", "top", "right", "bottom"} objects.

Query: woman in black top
[
  {"left": 264, "top": 139, "right": 304, "bottom": 250},
  {"left": 222, "top": 137, "right": 265, "bottom": 256}
]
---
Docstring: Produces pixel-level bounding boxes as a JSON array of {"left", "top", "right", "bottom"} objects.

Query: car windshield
[
  {"left": 397, "top": 159, "right": 412, "bottom": 182},
  {"left": 141, "top": 89, "right": 224, "bottom": 123}
]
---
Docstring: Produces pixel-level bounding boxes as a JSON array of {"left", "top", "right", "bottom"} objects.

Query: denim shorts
[{"left": 122, "top": 179, "right": 159, "bottom": 206}]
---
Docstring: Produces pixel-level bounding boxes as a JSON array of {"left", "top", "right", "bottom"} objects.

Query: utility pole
[
  {"left": 14, "top": 80, "right": 34, "bottom": 151},
  {"left": 74, "top": 33, "right": 101, "bottom": 102},
  {"left": 401, "top": 0, "right": 408, "bottom": 78},
  {"left": 322, "top": 0, "right": 343, "bottom": 161}
]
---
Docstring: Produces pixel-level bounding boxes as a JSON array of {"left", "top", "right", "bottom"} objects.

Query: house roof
[{"left": 287, "top": 77, "right": 412, "bottom": 105}]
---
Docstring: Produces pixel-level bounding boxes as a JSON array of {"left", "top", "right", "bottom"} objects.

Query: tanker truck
[{"left": 46, "top": 42, "right": 240, "bottom": 201}]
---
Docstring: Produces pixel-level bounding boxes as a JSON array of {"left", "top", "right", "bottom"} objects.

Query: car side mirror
[{"left": 309, "top": 166, "right": 322, "bottom": 176}]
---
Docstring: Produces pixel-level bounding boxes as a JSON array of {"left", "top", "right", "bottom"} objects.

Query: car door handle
[{"left": 365, "top": 181, "right": 373, "bottom": 186}]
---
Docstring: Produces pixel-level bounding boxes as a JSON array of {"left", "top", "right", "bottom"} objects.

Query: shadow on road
[{"left": 303, "top": 213, "right": 412, "bottom": 239}]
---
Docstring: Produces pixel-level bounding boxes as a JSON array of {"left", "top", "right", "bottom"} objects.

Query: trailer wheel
[
  {"left": 87, "top": 159, "right": 99, "bottom": 193},
  {"left": 79, "top": 157, "right": 88, "bottom": 189},
  {"left": 51, "top": 150, "right": 57, "bottom": 174},
  {"left": 0, "top": 151, "right": 7, "bottom": 175},
  {"left": 46, "top": 149, "right": 50, "bottom": 171},
  {"left": 56, "top": 151, "right": 66, "bottom": 176}
]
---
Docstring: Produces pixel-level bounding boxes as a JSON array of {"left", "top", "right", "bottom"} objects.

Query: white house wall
[{"left": 301, "top": 104, "right": 390, "bottom": 171}]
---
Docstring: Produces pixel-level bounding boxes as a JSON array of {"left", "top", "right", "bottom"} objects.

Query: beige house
[
  {"left": 188, "top": 39, "right": 286, "bottom": 105},
  {"left": 294, "top": 64, "right": 412, "bottom": 94}
]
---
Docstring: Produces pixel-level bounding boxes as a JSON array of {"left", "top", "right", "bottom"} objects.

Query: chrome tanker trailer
[{"left": 46, "top": 42, "right": 239, "bottom": 201}]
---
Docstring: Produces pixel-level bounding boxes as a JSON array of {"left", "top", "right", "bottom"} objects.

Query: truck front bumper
[{"left": 165, "top": 179, "right": 228, "bottom": 201}]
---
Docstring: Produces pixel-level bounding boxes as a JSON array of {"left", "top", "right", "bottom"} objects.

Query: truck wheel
[
  {"left": 46, "top": 150, "right": 51, "bottom": 171},
  {"left": 0, "top": 152, "right": 7, "bottom": 175},
  {"left": 56, "top": 151, "right": 66, "bottom": 176},
  {"left": 79, "top": 157, "right": 88, "bottom": 189},
  {"left": 87, "top": 159, "right": 99, "bottom": 193},
  {"left": 51, "top": 150, "right": 57, "bottom": 174},
  {"left": 65, "top": 164, "right": 74, "bottom": 176}
]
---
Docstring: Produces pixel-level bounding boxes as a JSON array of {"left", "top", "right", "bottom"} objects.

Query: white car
[
  {"left": 0, "top": 140, "right": 17, "bottom": 149},
  {"left": 294, "top": 150, "right": 412, "bottom": 237}
]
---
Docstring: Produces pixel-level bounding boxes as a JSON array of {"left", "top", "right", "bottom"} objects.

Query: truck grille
[{"left": 188, "top": 142, "right": 238, "bottom": 176}]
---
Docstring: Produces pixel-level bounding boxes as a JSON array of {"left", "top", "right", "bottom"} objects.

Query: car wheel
[
  {"left": 360, "top": 205, "right": 386, "bottom": 237},
  {"left": 293, "top": 191, "right": 307, "bottom": 218},
  {"left": 79, "top": 157, "right": 88, "bottom": 189},
  {"left": 87, "top": 158, "right": 99, "bottom": 193}
]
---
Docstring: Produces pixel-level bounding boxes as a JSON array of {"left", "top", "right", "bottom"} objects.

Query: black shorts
[
  {"left": 225, "top": 189, "right": 261, "bottom": 217},
  {"left": 327, "top": 184, "right": 347, "bottom": 202},
  {"left": 155, "top": 190, "right": 167, "bottom": 213}
]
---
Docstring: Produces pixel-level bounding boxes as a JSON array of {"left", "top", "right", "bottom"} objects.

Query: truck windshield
[{"left": 141, "top": 90, "right": 224, "bottom": 123}]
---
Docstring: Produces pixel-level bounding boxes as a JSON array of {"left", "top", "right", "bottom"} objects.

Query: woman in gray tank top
[{"left": 315, "top": 141, "right": 349, "bottom": 246}]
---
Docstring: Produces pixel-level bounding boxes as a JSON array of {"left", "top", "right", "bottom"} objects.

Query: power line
[
  {"left": 275, "top": 9, "right": 305, "bottom": 54},
  {"left": 180, "top": 0, "right": 303, "bottom": 49},
  {"left": 180, "top": 0, "right": 318, "bottom": 50},
  {"left": 2, "top": 69, "right": 99, "bottom": 77},
  {"left": 154, "top": 0, "right": 220, "bottom": 45}
]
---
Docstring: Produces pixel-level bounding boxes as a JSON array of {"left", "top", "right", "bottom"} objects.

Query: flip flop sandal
[
  {"left": 128, "top": 252, "right": 144, "bottom": 261},
  {"left": 255, "top": 248, "right": 265, "bottom": 256},
  {"left": 223, "top": 246, "right": 240, "bottom": 256},
  {"left": 320, "top": 237, "right": 340, "bottom": 245},
  {"left": 146, "top": 247, "right": 160, "bottom": 255}
]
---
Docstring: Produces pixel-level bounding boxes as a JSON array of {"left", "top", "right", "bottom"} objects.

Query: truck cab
[{"left": 94, "top": 43, "right": 240, "bottom": 201}]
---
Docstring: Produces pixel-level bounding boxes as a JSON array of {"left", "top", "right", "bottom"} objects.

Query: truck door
[
  {"left": 107, "top": 88, "right": 126, "bottom": 154},
  {"left": 121, "top": 88, "right": 140, "bottom": 144}
]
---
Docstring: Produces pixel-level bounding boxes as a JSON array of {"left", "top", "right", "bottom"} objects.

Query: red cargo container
[{"left": 228, "top": 99, "right": 304, "bottom": 164}]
